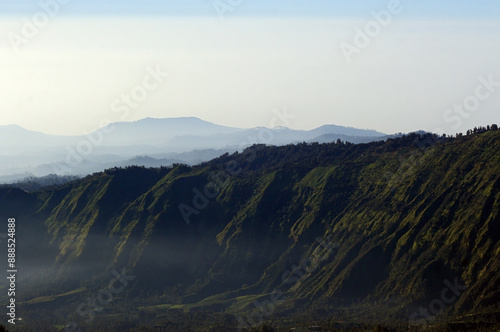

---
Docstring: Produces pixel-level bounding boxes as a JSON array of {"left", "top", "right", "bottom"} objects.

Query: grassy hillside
[{"left": 0, "top": 129, "right": 499, "bottom": 331}]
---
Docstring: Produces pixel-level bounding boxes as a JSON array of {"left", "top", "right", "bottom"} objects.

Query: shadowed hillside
[{"left": 0, "top": 128, "right": 499, "bottom": 331}]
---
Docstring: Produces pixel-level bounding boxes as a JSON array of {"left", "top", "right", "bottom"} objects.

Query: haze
[{"left": 1, "top": 1, "right": 499, "bottom": 136}]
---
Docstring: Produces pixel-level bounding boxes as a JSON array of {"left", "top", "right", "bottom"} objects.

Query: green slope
[{"left": 0, "top": 130, "right": 499, "bottom": 330}]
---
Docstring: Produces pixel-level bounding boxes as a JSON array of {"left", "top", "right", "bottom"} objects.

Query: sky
[{"left": 1, "top": 1, "right": 499, "bottom": 136}]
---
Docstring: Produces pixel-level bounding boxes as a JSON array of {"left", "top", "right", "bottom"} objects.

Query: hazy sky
[{"left": 1, "top": 1, "right": 499, "bottom": 135}]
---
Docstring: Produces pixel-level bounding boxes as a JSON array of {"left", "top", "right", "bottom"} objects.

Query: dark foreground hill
[{"left": 0, "top": 129, "right": 499, "bottom": 331}]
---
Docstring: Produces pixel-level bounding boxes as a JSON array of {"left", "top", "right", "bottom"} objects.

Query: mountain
[
  {"left": 166, "top": 126, "right": 393, "bottom": 151},
  {"left": 94, "top": 117, "right": 243, "bottom": 146},
  {"left": 308, "top": 124, "right": 385, "bottom": 137},
  {"left": 0, "top": 117, "right": 386, "bottom": 178},
  {"left": 0, "top": 128, "right": 498, "bottom": 331},
  {"left": 92, "top": 118, "right": 385, "bottom": 147},
  {"left": 0, "top": 125, "right": 66, "bottom": 147}
]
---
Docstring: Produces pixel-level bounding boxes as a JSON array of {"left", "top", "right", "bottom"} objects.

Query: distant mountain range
[{"left": 0, "top": 117, "right": 391, "bottom": 180}]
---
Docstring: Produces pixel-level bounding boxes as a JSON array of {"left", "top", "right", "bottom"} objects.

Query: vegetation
[
  {"left": 0, "top": 174, "right": 80, "bottom": 192},
  {"left": 0, "top": 126, "right": 499, "bottom": 331}
]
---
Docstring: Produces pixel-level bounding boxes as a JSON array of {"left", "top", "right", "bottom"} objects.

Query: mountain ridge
[
  {"left": 0, "top": 117, "right": 388, "bottom": 178},
  {"left": 0, "top": 128, "right": 498, "bottom": 330},
  {"left": 1, "top": 117, "right": 386, "bottom": 141}
]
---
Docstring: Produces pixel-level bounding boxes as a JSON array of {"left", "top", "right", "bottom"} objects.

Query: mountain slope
[{"left": 1, "top": 129, "right": 499, "bottom": 330}]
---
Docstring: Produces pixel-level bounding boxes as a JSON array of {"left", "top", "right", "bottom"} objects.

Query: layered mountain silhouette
[
  {"left": 0, "top": 128, "right": 498, "bottom": 331},
  {"left": 0, "top": 117, "right": 388, "bottom": 180}
]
